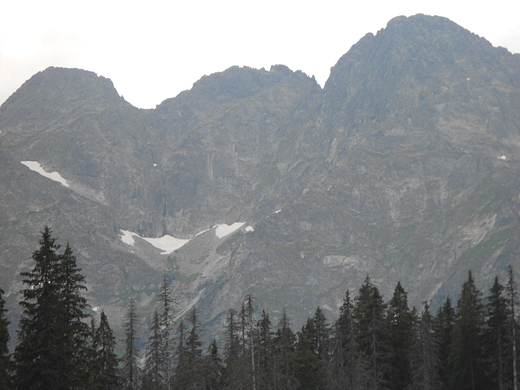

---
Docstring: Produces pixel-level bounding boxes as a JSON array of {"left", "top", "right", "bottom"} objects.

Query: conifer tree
[
  {"left": 143, "top": 309, "right": 165, "bottom": 390},
  {"left": 14, "top": 227, "right": 62, "bottom": 389},
  {"left": 0, "top": 287, "right": 11, "bottom": 389},
  {"left": 173, "top": 307, "right": 204, "bottom": 389},
  {"left": 173, "top": 319, "right": 188, "bottom": 389},
  {"left": 506, "top": 265, "right": 519, "bottom": 390},
  {"left": 91, "top": 310, "right": 120, "bottom": 390},
  {"left": 121, "top": 298, "right": 140, "bottom": 390},
  {"left": 224, "top": 295, "right": 258, "bottom": 390},
  {"left": 185, "top": 306, "right": 204, "bottom": 388},
  {"left": 328, "top": 290, "right": 365, "bottom": 390},
  {"left": 310, "top": 307, "right": 331, "bottom": 365},
  {"left": 293, "top": 307, "right": 330, "bottom": 390},
  {"left": 14, "top": 227, "right": 92, "bottom": 390},
  {"left": 485, "top": 276, "right": 510, "bottom": 390},
  {"left": 449, "top": 271, "right": 486, "bottom": 390},
  {"left": 222, "top": 308, "right": 241, "bottom": 389},
  {"left": 255, "top": 310, "right": 273, "bottom": 390},
  {"left": 353, "top": 276, "right": 389, "bottom": 390},
  {"left": 409, "top": 302, "right": 442, "bottom": 390},
  {"left": 200, "top": 339, "right": 223, "bottom": 390},
  {"left": 271, "top": 308, "right": 297, "bottom": 390},
  {"left": 293, "top": 324, "right": 323, "bottom": 390},
  {"left": 159, "top": 275, "right": 174, "bottom": 389},
  {"left": 243, "top": 295, "right": 257, "bottom": 390},
  {"left": 433, "top": 296, "right": 455, "bottom": 389},
  {"left": 58, "top": 243, "right": 92, "bottom": 386},
  {"left": 386, "top": 282, "right": 413, "bottom": 390}
]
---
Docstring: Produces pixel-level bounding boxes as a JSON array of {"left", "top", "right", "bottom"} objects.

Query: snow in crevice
[
  {"left": 498, "top": 155, "right": 507, "bottom": 160},
  {"left": 196, "top": 228, "right": 210, "bottom": 237},
  {"left": 120, "top": 221, "right": 248, "bottom": 254},
  {"left": 120, "top": 230, "right": 189, "bottom": 254},
  {"left": 215, "top": 222, "right": 245, "bottom": 238},
  {"left": 21, "top": 161, "right": 69, "bottom": 187}
]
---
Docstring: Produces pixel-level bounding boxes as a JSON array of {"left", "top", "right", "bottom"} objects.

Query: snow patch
[
  {"left": 120, "top": 230, "right": 189, "bottom": 254},
  {"left": 498, "top": 155, "right": 507, "bottom": 160},
  {"left": 275, "top": 209, "right": 282, "bottom": 213},
  {"left": 245, "top": 226, "right": 254, "bottom": 232},
  {"left": 21, "top": 161, "right": 69, "bottom": 187},
  {"left": 215, "top": 222, "right": 245, "bottom": 238},
  {"left": 196, "top": 228, "right": 210, "bottom": 237},
  {"left": 120, "top": 230, "right": 136, "bottom": 245}
]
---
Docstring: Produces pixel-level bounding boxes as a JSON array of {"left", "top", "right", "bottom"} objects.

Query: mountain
[{"left": 1, "top": 14, "right": 519, "bottom": 342}]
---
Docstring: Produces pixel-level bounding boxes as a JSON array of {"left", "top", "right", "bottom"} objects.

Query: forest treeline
[{"left": 0, "top": 227, "right": 519, "bottom": 390}]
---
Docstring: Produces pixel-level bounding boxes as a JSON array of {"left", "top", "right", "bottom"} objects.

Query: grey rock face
[{"left": 1, "top": 15, "right": 519, "bottom": 342}]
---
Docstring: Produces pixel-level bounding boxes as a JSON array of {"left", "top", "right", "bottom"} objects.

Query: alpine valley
[{"left": 1, "top": 14, "right": 519, "bottom": 343}]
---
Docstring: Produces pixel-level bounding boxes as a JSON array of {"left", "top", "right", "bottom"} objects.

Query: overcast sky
[{"left": 1, "top": 0, "right": 519, "bottom": 109}]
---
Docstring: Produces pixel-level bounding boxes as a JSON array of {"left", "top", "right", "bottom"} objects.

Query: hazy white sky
[{"left": 1, "top": 0, "right": 519, "bottom": 109}]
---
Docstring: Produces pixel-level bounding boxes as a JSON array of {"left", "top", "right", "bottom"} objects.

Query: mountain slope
[{"left": 1, "top": 14, "right": 519, "bottom": 341}]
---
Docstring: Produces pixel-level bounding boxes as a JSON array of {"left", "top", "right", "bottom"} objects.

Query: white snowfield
[
  {"left": 120, "top": 230, "right": 189, "bottom": 254},
  {"left": 21, "top": 161, "right": 69, "bottom": 187},
  {"left": 214, "top": 222, "right": 245, "bottom": 238},
  {"left": 120, "top": 222, "right": 251, "bottom": 254}
]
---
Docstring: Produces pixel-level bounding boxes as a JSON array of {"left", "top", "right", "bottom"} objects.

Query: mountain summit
[{"left": 1, "top": 14, "right": 519, "bottom": 339}]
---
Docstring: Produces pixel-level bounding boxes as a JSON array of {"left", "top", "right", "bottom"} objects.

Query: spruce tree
[
  {"left": 224, "top": 295, "right": 258, "bottom": 390},
  {"left": 222, "top": 308, "right": 241, "bottom": 389},
  {"left": 159, "top": 275, "right": 174, "bottom": 389},
  {"left": 14, "top": 227, "right": 92, "bottom": 390},
  {"left": 243, "top": 295, "right": 257, "bottom": 390},
  {"left": 293, "top": 324, "right": 323, "bottom": 390},
  {"left": 143, "top": 309, "right": 165, "bottom": 390},
  {"left": 92, "top": 311, "right": 120, "bottom": 390},
  {"left": 449, "top": 271, "right": 486, "bottom": 390},
  {"left": 328, "top": 290, "right": 365, "bottom": 390},
  {"left": 310, "top": 307, "right": 331, "bottom": 365},
  {"left": 14, "top": 226, "right": 62, "bottom": 389},
  {"left": 255, "top": 310, "right": 273, "bottom": 389},
  {"left": 409, "top": 302, "right": 442, "bottom": 390},
  {"left": 174, "top": 307, "right": 204, "bottom": 390},
  {"left": 121, "top": 298, "right": 140, "bottom": 390},
  {"left": 200, "top": 339, "right": 223, "bottom": 390},
  {"left": 506, "top": 265, "right": 519, "bottom": 390},
  {"left": 185, "top": 306, "right": 204, "bottom": 388},
  {"left": 353, "top": 276, "right": 388, "bottom": 390},
  {"left": 386, "top": 282, "right": 413, "bottom": 390},
  {"left": 433, "top": 296, "right": 455, "bottom": 389},
  {"left": 271, "top": 308, "right": 297, "bottom": 390},
  {"left": 293, "top": 307, "right": 330, "bottom": 390},
  {"left": 485, "top": 276, "right": 510, "bottom": 390},
  {"left": 58, "top": 243, "right": 92, "bottom": 386},
  {"left": 0, "top": 287, "right": 11, "bottom": 389}
]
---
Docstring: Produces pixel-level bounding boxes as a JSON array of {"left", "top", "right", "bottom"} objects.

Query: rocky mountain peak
[
  {"left": 1, "top": 67, "right": 123, "bottom": 115},
  {"left": 325, "top": 14, "right": 512, "bottom": 101}
]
